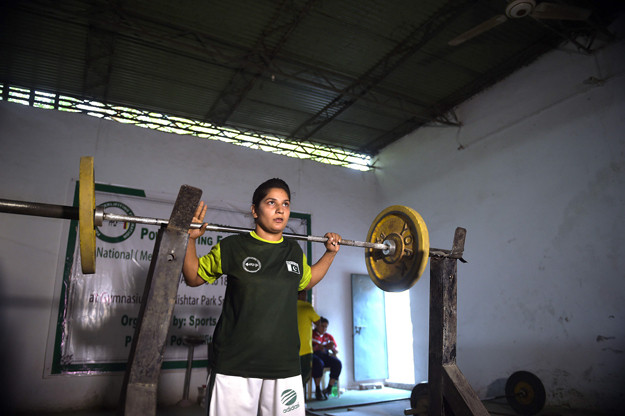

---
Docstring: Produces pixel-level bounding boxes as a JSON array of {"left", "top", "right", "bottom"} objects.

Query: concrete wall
[
  {"left": 0, "top": 102, "right": 378, "bottom": 412},
  {"left": 376, "top": 26, "right": 625, "bottom": 413}
]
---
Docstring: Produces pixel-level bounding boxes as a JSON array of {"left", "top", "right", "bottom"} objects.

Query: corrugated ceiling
[{"left": 1, "top": 0, "right": 622, "bottom": 156}]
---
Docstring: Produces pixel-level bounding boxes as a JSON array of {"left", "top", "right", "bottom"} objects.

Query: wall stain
[
  {"left": 601, "top": 348, "right": 623, "bottom": 354},
  {"left": 596, "top": 335, "right": 615, "bottom": 342}
]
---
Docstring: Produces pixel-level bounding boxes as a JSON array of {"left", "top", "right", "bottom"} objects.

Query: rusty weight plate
[
  {"left": 365, "top": 205, "right": 429, "bottom": 292},
  {"left": 505, "top": 371, "right": 546, "bottom": 415}
]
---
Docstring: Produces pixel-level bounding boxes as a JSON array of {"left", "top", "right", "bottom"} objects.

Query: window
[{"left": 1, "top": 84, "right": 374, "bottom": 171}]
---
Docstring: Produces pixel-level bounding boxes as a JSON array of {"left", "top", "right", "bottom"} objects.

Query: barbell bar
[
  {"left": 0, "top": 200, "right": 392, "bottom": 256},
  {"left": 95, "top": 209, "right": 392, "bottom": 252},
  {"left": 0, "top": 157, "right": 458, "bottom": 292}
]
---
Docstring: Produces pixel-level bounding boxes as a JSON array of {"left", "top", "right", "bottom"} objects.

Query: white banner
[{"left": 53, "top": 183, "right": 310, "bottom": 372}]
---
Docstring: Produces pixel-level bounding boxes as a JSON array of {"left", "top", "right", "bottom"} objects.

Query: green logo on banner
[{"left": 95, "top": 201, "right": 136, "bottom": 243}]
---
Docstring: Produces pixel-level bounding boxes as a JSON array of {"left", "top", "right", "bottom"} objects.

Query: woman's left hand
[{"left": 324, "top": 232, "right": 342, "bottom": 253}]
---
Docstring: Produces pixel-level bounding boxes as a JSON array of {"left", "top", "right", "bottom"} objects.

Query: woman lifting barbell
[{"left": 182, "top": 178, "right": 341, "bottom": 416}]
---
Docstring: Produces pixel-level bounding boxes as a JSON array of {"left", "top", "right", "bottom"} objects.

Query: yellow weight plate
[
  {"left": 505, "top": 371, "right": 546, "bottom": 415},
  {"left": 365, "top": 205, "right": 429, "bottom": 292},
  {"left": 79, "top": 156, "right": 96, "bottom": 274}
]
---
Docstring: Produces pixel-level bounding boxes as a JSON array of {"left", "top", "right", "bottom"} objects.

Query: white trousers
[{"left": 207, "top": 373, "right": 305, "bottom": 416}]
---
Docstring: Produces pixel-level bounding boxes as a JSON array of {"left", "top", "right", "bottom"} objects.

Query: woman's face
[{"left": 252, "top": 187, "right": 290, "bottom": 239}]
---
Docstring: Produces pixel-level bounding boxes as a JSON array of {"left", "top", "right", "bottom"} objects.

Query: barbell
[
  {"left": 0, "top": 156, "right": 458, "bottom": 292},
  {"left": 407, "top": 371, "right": 546, "bottom": 416}
]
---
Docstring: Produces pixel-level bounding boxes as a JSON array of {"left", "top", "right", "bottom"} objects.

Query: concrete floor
[
  {"left": 12, "top": 387, "right": 610, "bottom": 416},
  {"left": 305, "top": 397, "right": 609, "bottom": 416},
  {"left": 14, "top": 405, "right": 204, "bottom": 416}
]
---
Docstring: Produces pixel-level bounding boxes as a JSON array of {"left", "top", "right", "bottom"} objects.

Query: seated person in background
[
  {"left": 297, "top": 290, "right": 321, "bottom": 398},
  {"left": 312, "top": 317, "right": 342, "bottom": 400}
]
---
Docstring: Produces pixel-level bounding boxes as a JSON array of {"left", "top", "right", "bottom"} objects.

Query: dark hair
[
  {"left": 252, "top": 178, "right": 291, "bottom": 208},
  {"left": 319, "top": 316, "right": 329, "bottom": 325}
]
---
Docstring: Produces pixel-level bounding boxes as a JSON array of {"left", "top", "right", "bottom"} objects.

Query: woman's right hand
[{"left": 188, "top": 201, "right": 208, "bottom": 239}]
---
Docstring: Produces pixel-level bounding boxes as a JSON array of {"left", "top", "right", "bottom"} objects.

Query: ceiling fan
[{"left": 448, "top": 0, "right": 592, "bottom": 46}]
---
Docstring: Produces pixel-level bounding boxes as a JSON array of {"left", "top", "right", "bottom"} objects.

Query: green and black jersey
[{"left": 197, "top": 231, "right": 312, "bottom": 379}]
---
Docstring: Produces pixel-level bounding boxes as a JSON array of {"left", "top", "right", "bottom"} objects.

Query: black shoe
[
  {"left": 323, "top": 386, "right": 332, "bottom": 397},
  {"left": 316, "top": 390, "right": 328, "bottom": 401}
]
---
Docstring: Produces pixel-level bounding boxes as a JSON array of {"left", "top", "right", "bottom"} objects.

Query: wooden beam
[
  {"left": 443, "top": 364, "right": 490, "bottom": 416},
  {"left": 120, "top": 185, "right": 202, "bottom": 415},
  {"left": 429, "top": 228, "right": 478, "bottom": 416}
]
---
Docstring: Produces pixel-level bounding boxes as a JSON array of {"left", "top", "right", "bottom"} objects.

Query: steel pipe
[{"left": 98, "top": 209, "right": 391, "bottom": 252}]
